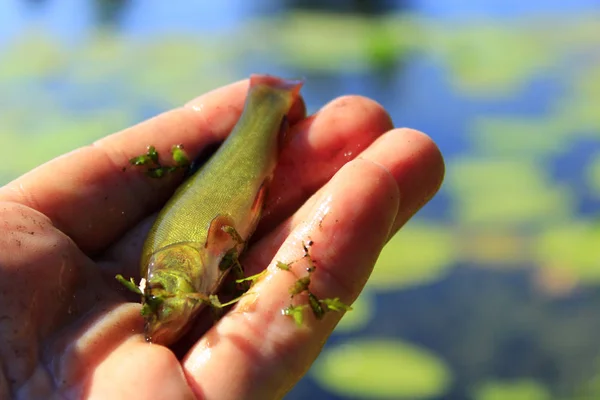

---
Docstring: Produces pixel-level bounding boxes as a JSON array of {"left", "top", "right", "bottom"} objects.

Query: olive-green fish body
[{"left": 140, "top": 75, "right": 303, "bottom": 344}]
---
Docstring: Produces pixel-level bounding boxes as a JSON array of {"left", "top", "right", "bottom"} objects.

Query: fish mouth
[
  {"left": 143, "top": 295, "right": 203, "bottom": 345},
  {"left": 144, "top": 318, "right": 191, "bottom": 345}
]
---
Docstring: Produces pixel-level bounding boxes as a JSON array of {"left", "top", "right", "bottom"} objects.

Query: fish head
[
  {"left": 141, "top": 244, "right": 207, "bottom": 345},
  {"left": 141, "top": 269, "right": 203, "bottom": 345}
]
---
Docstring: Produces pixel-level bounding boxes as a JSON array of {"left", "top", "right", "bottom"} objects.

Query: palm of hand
[{"left": 0, "top": 80, "right": 443, "bottom": 400}]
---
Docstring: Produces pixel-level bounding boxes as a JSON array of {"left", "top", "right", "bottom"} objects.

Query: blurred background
[{"left": 1, "top": 0, "right": 600, "bottom": 399}]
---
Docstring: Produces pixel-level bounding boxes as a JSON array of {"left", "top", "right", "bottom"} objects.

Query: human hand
[{"left": 0, "top": 79, "right": 444, "bottom": 399}]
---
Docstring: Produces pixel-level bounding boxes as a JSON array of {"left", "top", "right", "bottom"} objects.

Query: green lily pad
[
  {"left": 472, "top": 380, "right": 551, "bottom": 400},
  {"left": 124, "top": 37, "right": 237, "bottom": 104},
  {"left": 0, "top": 110, "right": 130, "bottom": 183},
  {"left": 0, "top": 29, "right": 67, "bottom": 80},
  {"left": 69, "top": 29, "right": 133, "bottom": 83},
  {"left": 446, "top": 158, "right": 574, "bottom": 229},
  {"left": 250, "top": 11, "right": 412, "bottom": 73},
  {"left": 577, "top": 357, "right": 600, "bottom": 398},
  {"left": 311, "top": 338, "right": 452, "bottom": 399},
  {"left": 427, "top": 21, "right": 558, "bottom": 98},
  {"left": 468, "top": 116, "right": 569, "bottom": 158},
  {"left": 533, "top": 221, "right": 600, "bottom": 283},
  {"left": 369, "top": 222, "right": 456, "bottom": 291},
  {"left": 553, "top": 64, "right": 600, "bottom": 137}
]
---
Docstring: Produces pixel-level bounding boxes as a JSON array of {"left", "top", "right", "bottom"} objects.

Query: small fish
[{"left": 139, "top": 75, "right": 303, "bottom": 345}]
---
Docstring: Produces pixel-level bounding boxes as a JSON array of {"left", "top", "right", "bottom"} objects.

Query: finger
[
  {"left": 182, "top": 159, "right": 400, "bottom": 399},
  {"left": 33, "top": 301, "right": 196, "bottom": 399},
  {"left": 204, "top": 128, "right": 443, "bottom": 377},
  {"left": 241, "top": 127, "right": 445, "bottom": 277},
  {"left": 257, "top": 95, "right": 394, "bottom": 235},
  {"left": 83, "top": 340, "right": 196, "bottom": 400},
  {"left": 0, "top": 79, "right": 306, "bottom": 254},
  {"left": 361, "top": 128, "right": 445, "bottom": 235},
  {"left": 101, "top": 95, "right": 393, "bottom": 278}
]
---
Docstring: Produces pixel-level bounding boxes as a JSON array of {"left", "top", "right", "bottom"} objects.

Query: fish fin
[
  {"left": 249, "top": 74, "right": 304, "bottom": 99},
  {"left": 251, "top": 180, "right": 269, "bottom": 216},
  {"left": 239, "top": 181, "right": 269, "bottom": 250},
  {"left": 205, "top": 214, "right": 238, "bottom": 251}
]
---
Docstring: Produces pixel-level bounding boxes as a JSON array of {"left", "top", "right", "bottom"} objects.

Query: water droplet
[{"left": 190, "top": 104, "right": 204, "bottom": 112}]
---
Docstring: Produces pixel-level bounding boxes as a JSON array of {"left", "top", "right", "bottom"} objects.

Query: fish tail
[{"left": 249, "top": 74, "right": 304, "bottom": 99}]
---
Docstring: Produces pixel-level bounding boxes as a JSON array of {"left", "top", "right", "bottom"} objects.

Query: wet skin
[{"left": 0, "top": 78, "right": 444, "bottom": 400}]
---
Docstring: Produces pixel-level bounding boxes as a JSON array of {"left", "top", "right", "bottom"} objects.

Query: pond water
[{"left": 2, "top": 1, "right": 600, "bottom": 399}]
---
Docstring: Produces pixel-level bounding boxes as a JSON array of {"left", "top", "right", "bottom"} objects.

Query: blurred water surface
[{"left": 2, "top": 1, "right": 600, "bottom": 399}]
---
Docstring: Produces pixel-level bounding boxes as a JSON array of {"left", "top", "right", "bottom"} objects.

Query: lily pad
[
  {"left": 468, "top": 116, "right": 569, "bottom": 158},
  {"left": 578, "top": 358, "right": 600, "bottom": 398},
  {"left": 458, "top": 229, "right": 531, "bottom": 266},
  {"left": 369, "top": 222, "right": 456, "bottom": 291},
  {"left": 446, "top": 157, "right": 574, "bottom": 229},
  {"left": 0, "top": 29, "right": 67, "bottom": 80},
  {"left": 124, "top": 37, "right": 238, "bottom": 104},
  {"left": 428, "top": 21, "right": 557, "bottom": 98},
  {"left": 251, "top": 12, "right": 413, "bottom": 73},
  {"left": 554, "top": 64, "right": 600, "bottom": 137},
  {"left": 533, "top": 221, "right": 600, "bottom": 283},
  {"left": 472, "top": 379, "right": 551, "bottom": 400},
  {"left": 1, "top": 110, "right": 130, "bottom": 182},
  {"left": 311, "top": 338, "right": 452, "bottom": 399}
]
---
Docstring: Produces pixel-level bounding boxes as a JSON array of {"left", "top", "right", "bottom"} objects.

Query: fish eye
[{"left": 145, "top": 293, "right": 165, "bottom": 312}]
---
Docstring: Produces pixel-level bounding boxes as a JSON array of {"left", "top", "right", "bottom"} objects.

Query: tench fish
[{"left": 138, "top": 74, "right": 303, "bottom": 345}]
